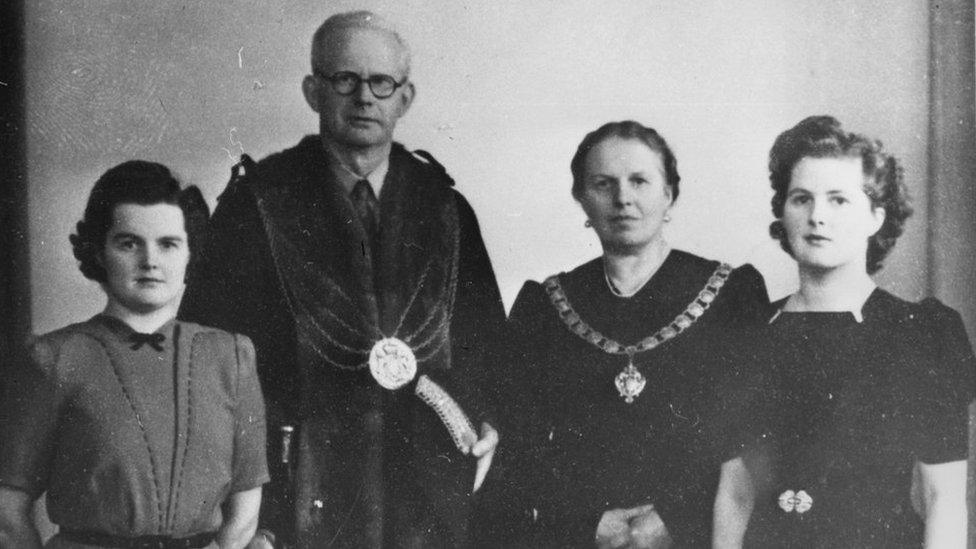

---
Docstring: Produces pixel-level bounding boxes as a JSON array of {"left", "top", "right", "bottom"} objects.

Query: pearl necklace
[
  {"left": 604, "top": 269, "right": 654, "bottom": 298},
  {"left": 602, "top": 245, "right": 671, "bottom": 298}
]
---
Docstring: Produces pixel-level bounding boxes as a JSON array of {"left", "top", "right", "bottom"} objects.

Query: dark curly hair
[
  {"left": 570, "top": 120, "right": 681, "bottom": 202},
  {"left": 70, "top": 160, "right": 209, "bottom": 283},
  {"left": 768, "top": 115, "right": 912, "bottom": 274}
]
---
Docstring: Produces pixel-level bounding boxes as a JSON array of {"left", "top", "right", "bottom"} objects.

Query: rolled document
[{"left": 414, "top": 374, "right": 477, "bottom": 453}]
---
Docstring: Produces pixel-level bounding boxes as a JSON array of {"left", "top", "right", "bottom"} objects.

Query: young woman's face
[
  {"left": 577, "top": 137, "right": 673, "bottom": 254},
  {"left": 781, "top": 157, "right": 885, "bottom": 273},
  {"left": 100, "top": 203, "right": 189, "bottom": 314}
]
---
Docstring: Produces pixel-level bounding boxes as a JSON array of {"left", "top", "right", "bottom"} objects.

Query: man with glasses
[{"left": 181, "top": 11, "right": 505, "bottom": 548}]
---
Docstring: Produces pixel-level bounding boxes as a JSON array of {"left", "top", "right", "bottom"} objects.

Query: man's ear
[
  {"left": 397, "top": 81, "right": 415, "bottom": 115},
  {"left": 301, "top": 75, "right": 321, "bottom": 113}
]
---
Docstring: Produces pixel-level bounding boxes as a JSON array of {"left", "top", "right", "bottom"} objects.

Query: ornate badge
[
  {"left": 369, "top": 337, "right": 418, "bottom": 390},
  {"left": 614, "top": 362, "right": 647, "bottom": 404}
]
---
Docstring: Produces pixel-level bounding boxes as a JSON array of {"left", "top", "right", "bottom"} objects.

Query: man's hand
[
  {"left": 595, "top": 504, "right": 654, "bottom": 549},
  {"left": 244, "top": 529, "right": 276, "bottom": 549},
  {"left": 468, "top": 422, "right": 498, "bottom": 493},
  {"left": 629, "top": 507, "right": 673, "bottom": 549}
]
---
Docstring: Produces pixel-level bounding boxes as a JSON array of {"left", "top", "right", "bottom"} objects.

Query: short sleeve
[
  {"left": 488, "top": 280, "right": 550, "bottom": 447},
  {"left": 509, "top": 281, "right": 544, "bottom": 321},
  {"left": 720, "top": 263, "right": 772, "bottom": 325},
  {"left": 701, "top": 264, "right": 773, "bottom": 461},
  {"left": 230, "top": 334, "right": 270, "bottom": 492},
  {"left": 705, "top": 325, "right": 776, "bottom": 462},
  {"left": 498, "top": 280, "right": 555, "bottom": 437},
  {"left": 503, "top": 280, "right": 610, "bottom": 546},
  {"left": 911, "top": 300, "right": 976, "bottom": 464},
  {"left": 0, "top": 339, "right": 61, "bottom": 497}
]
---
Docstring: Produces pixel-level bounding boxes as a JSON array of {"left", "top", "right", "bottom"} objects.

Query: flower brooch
[{"left": 778, "top": 489, "right": 813, "bottom": 514}]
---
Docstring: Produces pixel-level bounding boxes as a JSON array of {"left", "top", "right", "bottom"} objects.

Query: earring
[
  {"left": 664, "top": 213, "right": 672, "bottom": 223},
  {"left": 584, "top": 219, "right": 592, "bottom": 228}
]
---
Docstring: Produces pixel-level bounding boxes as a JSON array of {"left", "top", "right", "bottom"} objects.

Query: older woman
[
  {"left": 0, "top": 161, "right": 269, "bottom": 548},
  {"left": 484, "top": 121, "right": 770, "bottom": 548},
  {"left": 714, "top": 116, "right": 973, "bottom": 547}
]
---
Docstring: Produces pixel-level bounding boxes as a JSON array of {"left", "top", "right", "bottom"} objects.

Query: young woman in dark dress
[
  {"left": 0, "top": 161, "right": 269, "bottom": 548},
  {"left": 483, "top": 121, "right": 770, "bottom": 548},
  {"left": 714, "top": 116, "right": 973, "bottom": 547}
]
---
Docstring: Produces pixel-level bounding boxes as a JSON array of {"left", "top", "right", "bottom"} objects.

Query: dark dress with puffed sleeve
[
  {"left": 482, "top": 250, "right": 770, "bottom": 548},
  {"left": 0, "top": 315, "right": 269, "bottom": 545},
  {"left": 738, "top": 289, "right": 975, "bottom": 548}
]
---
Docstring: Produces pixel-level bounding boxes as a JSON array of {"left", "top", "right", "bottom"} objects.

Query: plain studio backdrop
[{"left": 23, "top": 1, "right": 964, "bottom": 335}]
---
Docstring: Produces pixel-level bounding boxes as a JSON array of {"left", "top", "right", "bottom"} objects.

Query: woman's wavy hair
[
  {"left": 768, "top": 115, "right": 912, "bottom": 274},
  {"left": 70, "top": 160, "right": 209, "bottom": 283},
  {"left": 570, "top": 120, "right": 681, "bottom": 202}
]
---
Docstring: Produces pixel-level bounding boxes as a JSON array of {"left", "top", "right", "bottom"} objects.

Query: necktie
[
  {"left": 351, "top": 179, "right": 380, "bottom": 253},
  {"left": 129, "top": 332, "right": 166, "bottom": 351}
]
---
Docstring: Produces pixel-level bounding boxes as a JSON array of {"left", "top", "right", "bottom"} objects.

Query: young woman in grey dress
[{"left": 0, "top": 161, "right": 269, "bottom": 548}]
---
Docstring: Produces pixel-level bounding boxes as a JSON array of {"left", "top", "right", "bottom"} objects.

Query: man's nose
[{"left": 352, "top": 78, "right": 375, "bottom": 104}]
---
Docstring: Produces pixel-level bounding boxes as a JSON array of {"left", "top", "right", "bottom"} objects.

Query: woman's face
[
  {"left": 100, "top": 203, "right": 190, "bottom": 315},
  {"left": 781, "top": 156, "right": 885, "bottom": 273},
  {"left": 578, "top": 137, "right": 673, "bottom": 254}
]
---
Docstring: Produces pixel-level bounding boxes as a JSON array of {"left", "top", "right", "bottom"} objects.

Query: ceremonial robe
[{"left": 181, "top": 136, "right": 506, "bottom": 548}]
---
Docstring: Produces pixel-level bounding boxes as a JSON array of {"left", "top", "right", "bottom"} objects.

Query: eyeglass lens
[{"left": 328, "top": 72, "right": 399, "bottom": 98}]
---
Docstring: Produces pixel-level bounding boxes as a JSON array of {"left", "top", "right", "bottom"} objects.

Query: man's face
[{"left": 304, "top": 27, "right": 414, "bottom": 149}]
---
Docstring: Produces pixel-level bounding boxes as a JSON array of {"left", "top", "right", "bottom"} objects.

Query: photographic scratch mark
[
  {"left": 252, "top": 80, "right": 265, "bottom": 91},
  {"left": 668, "top": 403, "right": 700, "bottom": 426},
  {"left": 0, "top": 81, "right": 8, "bottom": 87},
  {"left": 220, "top": 147, "right": 236, "bottom": 162},
  {"left": 237, "top": 46, "right": 244, "bottom": 69},
  {"left": 157, "top": 97, "right": 168, "bottom": 115},
  {"left": 229, "top": 127, "right": 244, "bottom": 155},
  {"left": 329, "top": 483, "right": 363, "bottom": 545}
]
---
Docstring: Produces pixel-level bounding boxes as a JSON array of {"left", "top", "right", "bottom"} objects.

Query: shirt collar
[
  {"left": 94, "top": 313, "right": 177, "bottom": 344},
  {"left": 329, "top": 155, "right": 390, "bottom": 198}
]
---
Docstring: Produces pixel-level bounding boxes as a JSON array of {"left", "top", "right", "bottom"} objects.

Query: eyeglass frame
[{"left": 313, "top": 70, "right": 409, "bottom": 99}]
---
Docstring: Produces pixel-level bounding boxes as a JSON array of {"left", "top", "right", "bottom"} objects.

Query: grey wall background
[
  {"left": 15, "top": 0, "right": 976, "bottom": 542},
  {"left": 24, "top": 1, "right": 959, "bottom": 335}
]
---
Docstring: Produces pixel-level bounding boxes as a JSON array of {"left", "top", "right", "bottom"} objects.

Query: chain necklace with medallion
[{"left": 544, "top": 262, "right": 733, "bottom": 403}]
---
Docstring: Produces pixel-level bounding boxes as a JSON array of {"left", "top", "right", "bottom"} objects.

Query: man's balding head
[
  {"left": 311, "top": 11, "right": 411, "bottom": 78},
  {"left": 302, "top": 11, "right": 416, "bottom": 153}
]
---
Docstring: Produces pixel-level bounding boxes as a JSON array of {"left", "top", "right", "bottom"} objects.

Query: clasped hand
[{"left": 596, "top": 504, "right": 673, "bottom": 549}]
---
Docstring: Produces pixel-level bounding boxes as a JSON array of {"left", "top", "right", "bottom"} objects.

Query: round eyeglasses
[{"left": 315, "top": 71, "right": 407, "bottom": 99}]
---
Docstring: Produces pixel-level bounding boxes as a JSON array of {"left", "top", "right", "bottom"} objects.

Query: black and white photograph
[{"left": 1, "top": 1, "right": 974, "bottom": 547}]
